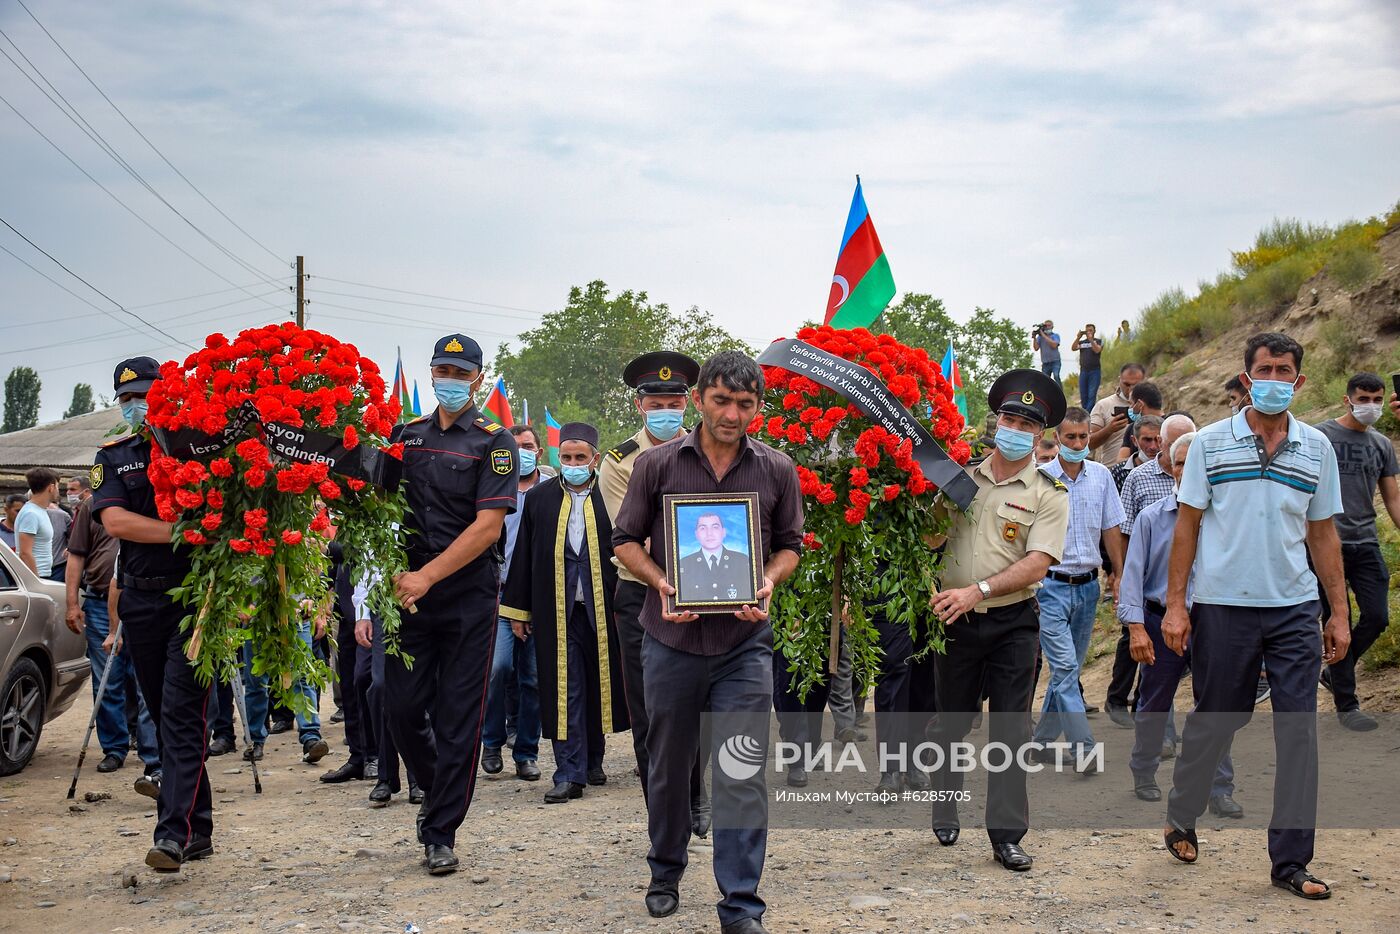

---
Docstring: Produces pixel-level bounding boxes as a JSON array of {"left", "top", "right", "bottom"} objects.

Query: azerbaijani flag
[
  {"left": 483, "top": 377, "right": 514, "bottom": 427},
  {"left": 824, "top": 176, "right": 895, "bottom": 328},
  {"left": 940, "top": 340, "right": 968, "bottom": 422},
  {"left": 411, "top": 380, "right": 422, "bottom": 418},
  {"left": 392, "top": 348, "right": 413, "bottom": 422},
  {"left": 544, "top": 408, "right": 562, "bottom": 467}
]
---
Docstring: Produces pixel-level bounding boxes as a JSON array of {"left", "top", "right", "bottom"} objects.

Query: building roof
[{"left": 0, "top": 407, "right": 125, "bottom": 472}]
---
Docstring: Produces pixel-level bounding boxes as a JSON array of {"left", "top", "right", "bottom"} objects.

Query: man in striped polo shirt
[{"left": 1159, "top": 332, "right": 1348, "bottom": 901}]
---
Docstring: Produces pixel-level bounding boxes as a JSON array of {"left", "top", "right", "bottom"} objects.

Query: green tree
[
  {"left": 2, "top": 367, "right": 41, "bottom": 433},
  {"left": 491, "top": 281, "right": 753, "bottom": 447},
  {"left": 63, "top": 383, "right": 95, "bottom": 419}
]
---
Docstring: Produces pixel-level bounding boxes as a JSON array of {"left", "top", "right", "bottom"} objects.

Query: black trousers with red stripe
[
  {"left": 120, "top": 588, "right": 213, "bottom": 847},
  {"left": 385, "top": 568, "right": 496, "bottom": 848}
]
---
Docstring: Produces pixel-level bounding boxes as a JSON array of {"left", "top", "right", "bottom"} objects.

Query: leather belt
[
  {"left": 1047, "top": 570, "right": 1096, "bottom": 586},
  {"left": 120, "top": 574, "right": 181, "bottom": 593}
]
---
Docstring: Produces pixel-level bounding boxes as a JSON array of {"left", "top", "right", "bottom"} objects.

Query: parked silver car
[{"left": 0, "top": 543, "right": 90, "bottom": 774}]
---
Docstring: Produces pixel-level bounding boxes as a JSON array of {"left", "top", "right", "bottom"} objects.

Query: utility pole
[{"left": 295, "top": 255, "right": 306, "bottom": 327}]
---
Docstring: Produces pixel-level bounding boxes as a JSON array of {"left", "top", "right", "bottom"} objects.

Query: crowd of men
[{"left": 18, "top": 322, "right": 1392, "bottom": 932}]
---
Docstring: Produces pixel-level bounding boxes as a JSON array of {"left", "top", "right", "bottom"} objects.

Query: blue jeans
[
  {"left": 1040, "top": 360, "right": 1061, "bottom": 383},
  {"left": 482, "top": 616, "right": 540, "bottom": 761},
  {"left": 239, "top": 622, "right": 321, "bottom": 744},
  {"left": 1079, "top": 368, "right": 1102, "bottom": 409},
  {"left": 83, "top": 595, "right": 159, "bottom": 767},
  {"left": 1033, "top": 578, "right": 1097, "bottom": 749}
]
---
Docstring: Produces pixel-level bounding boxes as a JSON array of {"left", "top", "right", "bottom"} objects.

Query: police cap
[
  {"left": 988, "top": 368, "right": 1067, "bottom": 428},
  {"left": 623, "top": 351, "right": 699, "bottom": 396},
  {"left": 431, "top": 333, "right": 484, "bottom": 370},
  {"left": 113, "top": 356, "right": 160, "bottom": 395}
]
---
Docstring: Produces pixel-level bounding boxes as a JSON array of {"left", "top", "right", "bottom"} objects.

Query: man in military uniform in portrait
[
  {"left": 925, "top": 369, "right": 1071, "bottom": 872},
  {"left": 386, "top": 333, "right": 519, "bottom": 876},
  {"left": 678, "top": 511, "right": 754, "bottom": 603},
  {"left": 91, "top": 357, "right": 211, "bottom": 873},
  {"left": 599, "top": 351, "right": 710, "bottom": 837}
]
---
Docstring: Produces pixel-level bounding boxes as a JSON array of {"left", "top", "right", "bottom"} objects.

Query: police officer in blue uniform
[
  {"left": 387, "top": 333, "right": 519, "bottom": 876},
  {"left": 91, "top": 356, "right": 212, "bottom": 873}
]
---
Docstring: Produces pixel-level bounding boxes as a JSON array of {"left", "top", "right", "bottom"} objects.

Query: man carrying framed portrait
[{"left": 612, "top": 350, "right": 804, "bottom": 934}]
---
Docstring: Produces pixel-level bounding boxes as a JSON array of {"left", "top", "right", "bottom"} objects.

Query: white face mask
[{"left": 1351, "top": 402, "right": 1383, "bottom": 426}]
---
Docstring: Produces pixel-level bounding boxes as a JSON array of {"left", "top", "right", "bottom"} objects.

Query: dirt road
[{"left": 1, "top": 653, "right": 1395, "bottom": 933}]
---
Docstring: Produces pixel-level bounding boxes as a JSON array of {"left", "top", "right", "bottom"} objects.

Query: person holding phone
[
  {"left": 1088, "top": 362, "right": 1147, "bottom": 463},
  {"left": 1071, "top": 325, "right": 1104, "bottom": 408}
]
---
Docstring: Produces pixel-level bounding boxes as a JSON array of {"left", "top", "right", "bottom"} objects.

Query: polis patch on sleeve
[
  {"left": 91, "top": 464, "right": 104, "bottom": 489},
  {"left": 491, "top": 449, "right": 513, "bottom": 475}
]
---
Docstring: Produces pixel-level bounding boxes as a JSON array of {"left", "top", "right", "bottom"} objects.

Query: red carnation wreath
[
  {"left": 143, "top": 322, "right": 409, "bottom": 704},
  {"left": 750, "top": 325, "right": 970, "bottom": 698}
]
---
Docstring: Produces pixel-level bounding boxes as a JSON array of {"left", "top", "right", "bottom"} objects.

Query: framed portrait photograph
[{"left": 662, "top": 491, "right": 762, "bottom": 615}]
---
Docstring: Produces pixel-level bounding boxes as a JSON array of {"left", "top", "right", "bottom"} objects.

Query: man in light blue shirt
[
  {"left": 15, "top": 468, "right": 58, "bottom": 579},
  {"left": 1161, "top": 332, "right": 1348, "bottom": 901},
  {"left": 1117, "top": 432, "right": 1237, "bottom": 813},
  {"left": 1032, "top": 407, "right": 1124, "bottom": 763}
]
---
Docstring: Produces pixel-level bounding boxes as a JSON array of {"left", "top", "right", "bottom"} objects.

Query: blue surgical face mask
[
  {"left": 518, "top": 448, "right": 538, "bottom": 476},
  {"left": 121, "top": 399, "right": 148, "bottom": 429},
  {"left": 561, "top": 464, "right": 593, "bottom": 486},
  {"left": 1060, "top": 444, "right": 1090, "bottom": 463},
  {"left": 433, "top": 377, "right": 475, "bottom": 413},
  {"left": 1248, "top": 377, "right": 1296, "bottom": 415},
  {"left": 995, "top": 426, "right": 1036, "bottom": 461},
  {"left": 644, "top": 409, "right": 684, "bottom": 439},
  {"left": 1127, "top": 408, "right": 1141, "bottom": 424}
]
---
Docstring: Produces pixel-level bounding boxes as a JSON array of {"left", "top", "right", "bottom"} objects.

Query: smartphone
[
  {"left": 1113, "top": 406, "right": 1129, "bottom": 417},
  {"left": 1392, "top": 373, "right": 1400, "bottom": 400}
]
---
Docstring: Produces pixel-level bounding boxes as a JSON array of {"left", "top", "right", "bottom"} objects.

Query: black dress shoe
[
  {"left": 1339, "top": 709, "right": 1379, "bottom": 732},
  {"left": 516, "top": 760, "right": 541, "bottom": 781},
  {"left": 145, "top": 839, "right": 183, "bottom": 872},
  {"left": 207, "top": 736, "right": 236, "bottom": 757},
  {"left": 96, "top": 753, "right": 124, "bottom": 773},
  {"left": 720, "top": 919, "right": 768, "bottom": 934},
  {"left": 424, "top": 844, "right": 458, "bottom": 875},
  {"left": 992, "top": 842, "right": 1033, "bottom": 870},
  {"left": 1209, "top": 794, "right": 1244, "bottom": 819},
  {"left": 408, "top": 782, "right": 424, "bottom": 805},
  {"left": 1106, "top": 704, "right": 1134, "bottom": 728},
  {"left": 691, "top": 806, "right": 712, "bottom": 839},
  {"left": 302, "top": 738, "right": 330, "bottom": 763},
  {"left": 243, "top": 742, "right": 264, "bottom": 762},
  {"left": 934, "top": 827, "right": 960, "bottom": 847},
  {"left": 786, "top": 766, "right": 808, "bottom": 788},
  {"left": 1133, "top": 773, "right": 1162, "bottom": 802},
  {"left": 329, "top": 706, "right": 346, "bottom": 724},
  {"left": 133, "top": 771, "right": 161, "bottom": 799},
  {"left": 481, "top": 747, "right": 504, "bottom": 774},
  {"left": 269, "top": 718, "right": 293, "bottom": 735},
  {"left": 876, "top": 771, "right": 902, "bottom": 796},
  {"left": 905, "top": 769, "right": 931, "bottom": 791},
  {"left": 319, "top": 761, "right": 364, "bottom": 783},
  {"left": 587, "top": 766, "right": 607, "bottom": 786},
  {"left": 544, "top": 781, "right": 584, "bottom": 803},
  {"left": 645, "top": 880, "right": 679, "bottom": 918},
  {"left": 364, "top": 757, "right": 379, "bottom": 780},
  {"left": 368, "top": 781, "right": 393, "bottom": 807},
  {"left": 183, "top": 836, "right": 214, "bottom": 861}
]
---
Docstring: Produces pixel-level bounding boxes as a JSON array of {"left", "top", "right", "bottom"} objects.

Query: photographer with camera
[
  {"left": 1071, "top": 324, "right": 1104, "bottom": 408},
  {"left": 1032, "top": 320, "right": 1062, "bottom": 384}
]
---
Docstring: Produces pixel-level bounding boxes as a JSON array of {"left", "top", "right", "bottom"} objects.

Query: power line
[
  {"left": 0, "top": 214, "right": 196, "bottom": 349},
  {"left": 0, "top": 30, "right": 285, "bottom": 291},
  {"left": 311, "top": 304, "right": 519, "bottom": 342},
  {"left": 0, "top": 89, "right": 288, "bottom": 315},
  {"left": 312, "top": 275, "right": 551, "bottom": 316},
  {"left": 37, "top": 313, "right": 288, "bottom": 377},
  {"left": 14, "top": 0, "right": 286, "bottom": 265},
  {"left": 310, "top": 287, "right": 548, "bottom": 325}
]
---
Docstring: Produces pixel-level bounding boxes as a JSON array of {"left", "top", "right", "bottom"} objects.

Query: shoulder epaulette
[
  {"left": 473, "top": 416, "right": 503, "bottom": 433},
  {"left": 407, "top": 414, "right": 431, "bottom": 424},
  {"left": 606, "top": 437, "right": 641, "bottom": 462},
  {"left": 1041, "top": 472, "right": 1068, "bottom": 493},
  {"left": 100, "top": 432, "right": 138, "bottom": 448}
]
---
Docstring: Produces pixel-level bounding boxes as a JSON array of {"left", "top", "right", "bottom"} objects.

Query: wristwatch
[{"left": 976, "top": 580, "right": 992, "bottom": 600}]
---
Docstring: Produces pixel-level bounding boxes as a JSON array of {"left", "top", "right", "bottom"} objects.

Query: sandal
[
  {"left": 1163, "top": 825, "right": 1198, "bottom": 864},
  {"left": 1272, "top": 869, "right": 1331, "bottom": 900}
]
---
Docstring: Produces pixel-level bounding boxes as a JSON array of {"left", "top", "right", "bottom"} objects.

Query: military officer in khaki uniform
[
  {"left": 925, "top": 369, "right": 1070, "bottom": 873},
  {"left": 598, "top": 351, "right": 710, "bottom": 837}
]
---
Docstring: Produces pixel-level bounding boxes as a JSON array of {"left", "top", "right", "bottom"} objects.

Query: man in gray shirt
[{"left": 1315, "top": 372, "right": 1400, "bottom": 731}]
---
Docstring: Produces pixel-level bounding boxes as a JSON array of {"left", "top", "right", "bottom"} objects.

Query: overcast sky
[{"left": 2, "top": 0, "right": 1397, "bottom": 421}]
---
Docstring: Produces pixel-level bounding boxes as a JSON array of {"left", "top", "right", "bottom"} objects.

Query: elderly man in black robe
[{"left": 501, "top": 422, "right": 630, "bottom": 803}]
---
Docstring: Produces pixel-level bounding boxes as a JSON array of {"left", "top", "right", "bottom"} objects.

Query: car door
[{"left": 0, "top": 555, "right": 31, "bottom": 674}]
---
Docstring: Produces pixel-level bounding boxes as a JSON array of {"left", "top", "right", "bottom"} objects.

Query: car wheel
[{"left": 0, "top": 657, "right": 47, "bottom": 776}]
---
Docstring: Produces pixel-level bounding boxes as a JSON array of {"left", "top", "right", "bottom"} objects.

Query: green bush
[
  {"left": 1330, "top": 244, "right": 1384, "bottom": 291},
  {"left": 1236, "top": 252, "right": 1315, "bottom": 310}
]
